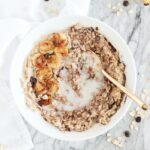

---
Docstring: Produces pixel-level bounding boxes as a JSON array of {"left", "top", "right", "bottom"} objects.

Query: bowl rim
[{"left": 10, "top": 15, "right": 137, "bottom": 141}]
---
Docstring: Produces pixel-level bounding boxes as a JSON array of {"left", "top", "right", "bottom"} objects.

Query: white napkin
[
  {"left": 0, "top": 80, "right": 33, "bottom": 150},
  {"left": 0, "top": 0, "right": 91, "bottom": 21},
  {"left": 0, "top": 0, "right": 91, "bottom": 150},
  {"left": 0, "top": 19, "right": 33, "bottom": 150}
]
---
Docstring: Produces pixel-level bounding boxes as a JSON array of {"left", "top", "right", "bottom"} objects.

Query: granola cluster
[{"left": 22, "top": 25, "right": 125, "bottom": 132}]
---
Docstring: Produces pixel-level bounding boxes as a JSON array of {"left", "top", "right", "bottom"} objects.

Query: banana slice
[
  {"left": 35, "top": 81, "right": 45, "bottom": 94},
  {"left": 55, "top": 47, "right": 69, "bottom": 56},
  {"left": 52, "top": 33, "right": 67, "bottom": 47},
  {"left": 36, "top": 67, "right": 52, "bottom": 81},
  {"left": 46, "top": 79, "right": 59, "bottom": 95},
  {"left": 39, "top": 40, "right": 54, "bottom": 53},
  {"left": 31, "top": 53, "right": 47, "bottom": 68},
  {"left": 47, "top": 53, "right": 62, "bottom": 69}
]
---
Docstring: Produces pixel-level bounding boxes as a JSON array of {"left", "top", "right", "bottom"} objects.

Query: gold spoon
[{"left": 102, "top": 69, "right": 148, "bottom": 111}]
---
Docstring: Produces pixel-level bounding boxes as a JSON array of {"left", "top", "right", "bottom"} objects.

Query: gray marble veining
[{"left": 27, "top": 0, "right": 150, "bottom": 149}]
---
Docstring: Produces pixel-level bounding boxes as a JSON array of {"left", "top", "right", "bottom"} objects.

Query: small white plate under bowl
[{"left": 10, "top": 16, "right": 137, "bottom": 141}]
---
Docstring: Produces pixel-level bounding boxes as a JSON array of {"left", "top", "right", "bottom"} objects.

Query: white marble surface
[{"left": 25, "top": 0, "right": 150, "bottom": 149}]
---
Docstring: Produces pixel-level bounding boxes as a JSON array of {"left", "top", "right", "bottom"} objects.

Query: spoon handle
[{"left": 102, "top": 69, "right": 148, "bottom": 110}]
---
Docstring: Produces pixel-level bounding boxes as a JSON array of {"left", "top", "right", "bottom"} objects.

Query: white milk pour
[{"left": 52, "top": 51, "right": 104, "bottom": 111}]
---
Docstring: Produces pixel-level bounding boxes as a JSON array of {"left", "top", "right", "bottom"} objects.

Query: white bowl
[{"left": 10, "top": 16, "right": 137, "bottom": 141}]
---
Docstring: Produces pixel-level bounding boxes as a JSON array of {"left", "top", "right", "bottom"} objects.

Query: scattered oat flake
[
  {"left": 129, "top": 120, "right": 139, "bottom": 131},
  {"left": 117, "top": 2, "right": 121, "bottom": 6},
  {"left": 141, "top": 93, "right": 146, "bottom": 100},
  {"left": 136, "top": 107, "right": 140, "bottom": 112},
  {"left": 112, "top": 6, "right": 117, "bottom": 10},
  {"left": 128, "top": 9, "right": 134, "bottom": 14},
  {"left": 132, "top": 120, "right": 136, "bottom": 126},
  {"left": 117, "top": 11, "right": 121, "bottom": 16},
  {"left": 129, "top": 110, "right": 136, "bottom": 117},
  {"left": 107, "top": 132, "right": 111, "bottom": 137},
  {"left": 107, "top": 137, "right": 112, "bottom": 142},
  {"left": 111, "top": 139, "right": 123, "bottom": 147},
  {"left": 130, "top": 124, "right": 134, "bottom": 129},
  {"left": 119, "top": 8, "right": 123, "bottom": 12}
]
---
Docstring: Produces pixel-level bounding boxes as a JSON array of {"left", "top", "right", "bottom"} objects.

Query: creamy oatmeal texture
[{"left": 22, "top": 24, "right": 125, "bottom": 132}]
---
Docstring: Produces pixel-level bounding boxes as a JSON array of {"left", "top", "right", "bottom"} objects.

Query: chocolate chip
[
  {"left": 95, "top": 27, "right": 99, "bottom": 30},
  {"left": 30, "top": 76, "right": 37, "bottom": 88},
  {"left": 44, "top": 53, "right": 52, "bottom": 59},
  {"left": 44, "top": 0, "right": 49, "bottom": 1},
  {"left": 124, "top": 130, "right": 130, "bottom": 137},
  {"left": 123, "top": 0, "right": 129, "bottom": 7},
  {"left": 135, "top": 116, "right": 141, "bottom": 123}
]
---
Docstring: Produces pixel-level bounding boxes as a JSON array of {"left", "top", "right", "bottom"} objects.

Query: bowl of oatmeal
[{"left": 10, "top": 16, "right": 137, "bottom": 141}]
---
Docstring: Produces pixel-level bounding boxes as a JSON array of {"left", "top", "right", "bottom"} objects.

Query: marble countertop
[{"left": 26, "top": 0, "right": 150, "bottom": 149}]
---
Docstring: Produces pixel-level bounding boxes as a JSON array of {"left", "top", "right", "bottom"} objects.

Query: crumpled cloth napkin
[
  {"left": 0, "top": 19, "right": 33, "bottom": 150},
  {"left": 0, "top": 0, "right": 90, "bottom": 21},
  {"left": 0, "top": 0, "right": 91, "bottom": 150}
]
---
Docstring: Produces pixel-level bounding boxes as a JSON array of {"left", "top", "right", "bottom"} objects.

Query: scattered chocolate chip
[
  {"left": 44, "top": 0, "right": 49, "bottom": 1},
  {"left": 135, "top": 116, "right": 141, "bottom": 123},
  {"left": 30, "top": 76, "right": 37, "bottom": 88},
  {"left": 123, "top": 0, "right": 129, "bottom": 7},
  {"left": 124, "top": 130, "right": 130, "bottom": 137}
]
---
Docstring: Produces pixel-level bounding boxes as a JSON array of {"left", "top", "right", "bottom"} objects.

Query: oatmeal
[{"left": 22, "top": 24, "right": 125, "bottom": 132}]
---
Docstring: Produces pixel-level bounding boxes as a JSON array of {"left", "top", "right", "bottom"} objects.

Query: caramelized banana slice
[
  {"left": 39, "top": 40, "right": 54, "bottom": 53},
  {"left": 35, "top": 81, "right": 45, "bottom": 94},
  {"left": 52, "top": 33, "right": 67, "bottom": 47},
  {"left": 32, "top": 53, "right": 47, "bottom": 68},
  {"left": 47, "top": 53, "right": 62, "bottom": 69},
  {"left": 46, "top": 79, "right": 59, "bottom": 95},
  {"left": 36, "top": 67, "right": 52, "bottom": 81},
  {"left": 55, "top": 47, "right": 69, "bottom": 56}
]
